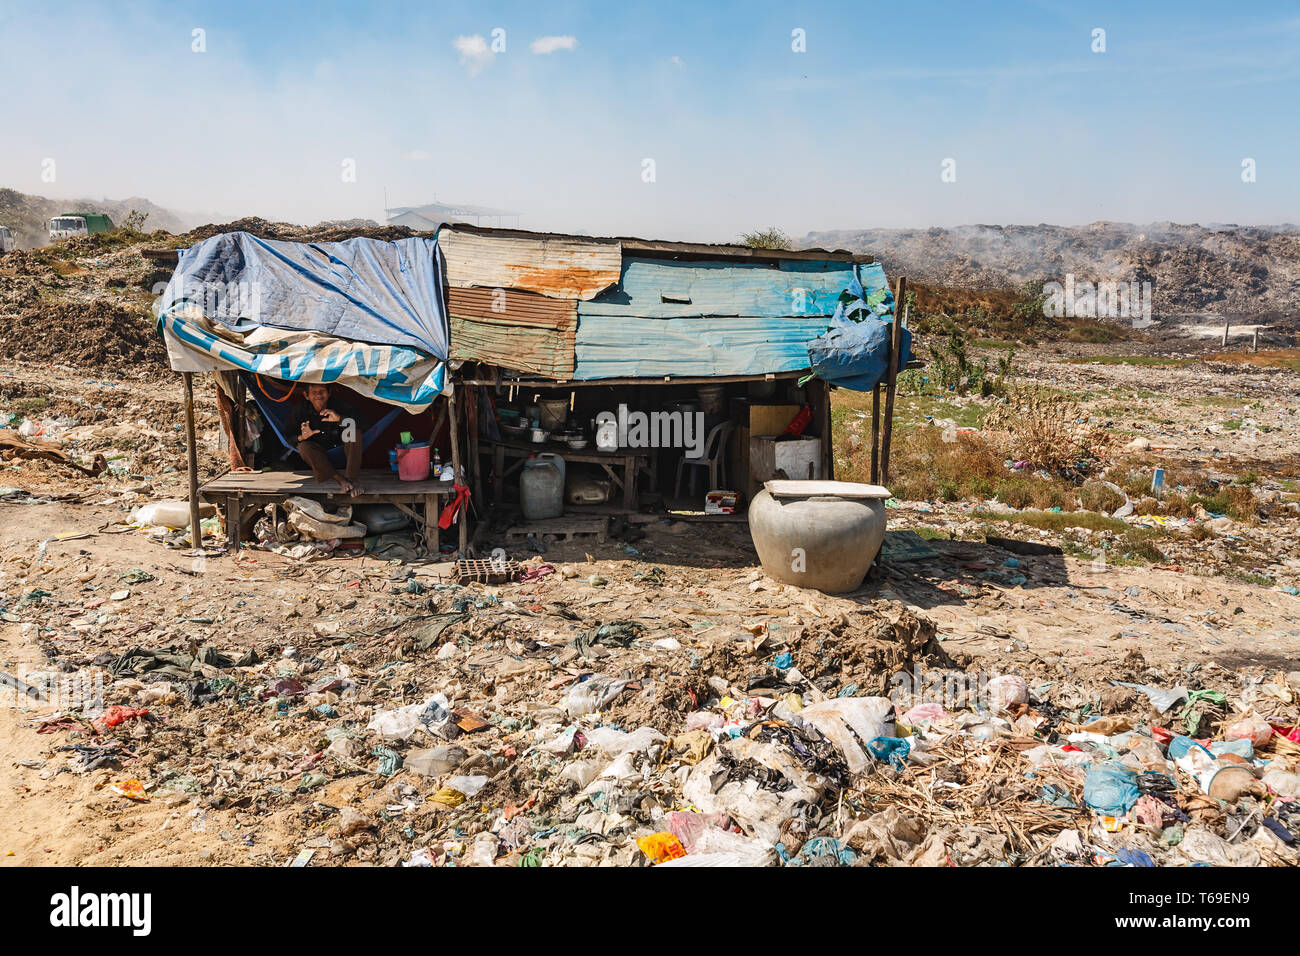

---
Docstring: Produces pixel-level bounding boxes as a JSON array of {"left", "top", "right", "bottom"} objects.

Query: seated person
[{"left": 289, "top": 383, "right": 364, "bottom": 496}]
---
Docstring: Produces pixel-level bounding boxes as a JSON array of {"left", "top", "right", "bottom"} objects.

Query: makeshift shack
[
  {"left": 442, "top": 225, "right": 911, "bottom": 527},
  {"left": 155, "top": 231, "right": 466, "bottom": 554},
  {"left": 154, "top": 224, "right": 911, "bottom": 558}
]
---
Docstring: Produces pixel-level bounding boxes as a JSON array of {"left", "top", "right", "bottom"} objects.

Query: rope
[{"left": 255, "top": 374, "right": 297, "bottom": 404}]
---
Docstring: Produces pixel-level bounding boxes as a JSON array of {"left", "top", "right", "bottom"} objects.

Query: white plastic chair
[{"left": 674, "top": 420, "right": 734, "bottom": 498}]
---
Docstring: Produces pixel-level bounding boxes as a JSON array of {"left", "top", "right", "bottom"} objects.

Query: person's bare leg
[
  {"left": 344, "top": 434, "right": 364, "bottom": 496},
  {"left": 298, "top": 440, "right": 353, "bottom": 495}
]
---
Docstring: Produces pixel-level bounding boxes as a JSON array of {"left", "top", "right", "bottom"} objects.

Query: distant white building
[{"left": 385, "top": 201, "right": 520, "bottom": 231}]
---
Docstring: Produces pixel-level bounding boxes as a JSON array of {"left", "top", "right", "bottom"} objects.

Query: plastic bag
[
  {"left": 1083, "top": 762, "right": 1140, "bottom": 815},
  {"left": 131, "top": 499, "right": 216, "bottom": 529},
  {"left": 797, "top": 697, "right": 895, "bottom": 774},
  {"left": 636, "top": 832, "right": 687, "bottom": 865},
  {"left": 904, "top": 702, "right": 950, "bottom": 724},
  {"left": 1113, "top": 681, "right": 1188, "bottom": 714},
  {"left": 564, "top": 676, "right": 629, "bottom": 717},
  {"left": 284, "top": 496, "right": 367, "bottom": 540},
  {"left": 367, "top": 693, "right": 451, "bottom": 741},
  {"left": 986, "top": 675, "right": 1028, "bottom": 713},
  {"left": 1224, "top": 716, "right": 1272, "bottom": 747}
]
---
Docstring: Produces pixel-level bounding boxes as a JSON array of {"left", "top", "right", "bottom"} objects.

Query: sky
[{"left": 1, "top": 0, "right": 1298, "bottom": 241}]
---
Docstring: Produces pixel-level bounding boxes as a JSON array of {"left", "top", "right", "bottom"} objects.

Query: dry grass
[{"left": 983, "top": 387, "right": 1112, "bottom": 474}]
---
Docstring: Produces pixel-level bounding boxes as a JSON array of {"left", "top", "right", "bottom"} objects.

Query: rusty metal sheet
[
  {"left": 447, "top": 287, "right": 576, "bottom": 327},
  {"left": 440, "top": 228, "right": 621, "bottom": 300},
  {"left": 449, "top": 316, "right": 575, "bottom": 379}
]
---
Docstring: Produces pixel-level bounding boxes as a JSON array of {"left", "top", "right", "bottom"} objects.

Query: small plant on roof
[{"left": 739, "top": 227, "right": 792, "bottom": 250}]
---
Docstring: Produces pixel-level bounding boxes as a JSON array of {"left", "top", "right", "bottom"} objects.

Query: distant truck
[
  {"left": 48, "top": 213, "right": 115, "bottom": 240},
  {"left": 0, "top": 226, "right": 15, "bottom": 254}
]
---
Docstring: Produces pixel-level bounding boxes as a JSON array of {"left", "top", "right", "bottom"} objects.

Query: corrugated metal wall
[
  {"left": 438, "top": 229, "right": 880, "bottom": 382},
  {"left": 440, "top": 228, "right": 621, "bottom": 300},
  {"left": 570, "top": 256, "right": 862, "bottom": 380},
  {"left": 447, "top": 287, "right": 576, "bottom": 379},
  {"left": 572, "top": 314, "right": 832, "bottom": 379},
  {"left": 577, "top": 257, "right": 858, "bottom": 319}
]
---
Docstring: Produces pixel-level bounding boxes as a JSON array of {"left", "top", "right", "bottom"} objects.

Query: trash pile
[{"left": 6, "top": 547, "right": 1298, "bottom": 867}]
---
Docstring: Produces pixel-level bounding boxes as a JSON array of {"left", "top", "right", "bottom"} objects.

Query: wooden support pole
[
  {"left": 1252, "top": 328, "right": 1260, "bottom": 353},
  {"left": 466, "top": 384, "right": 484, "bottom": 505},
  {"left": 182, "top": 372, "right": 203, "bottom": 551},
  {"left": 1222, "top": 321, "right": 1230, "bottom": 347},
  {"left": 870, "top": 384, "right": 881, "bottom": 484},
  {"left": 447, "top": 390, "right": 468, "bottom": 556},
  {"left": 880, "top": 276, "right": 907, "bottom": 485}
]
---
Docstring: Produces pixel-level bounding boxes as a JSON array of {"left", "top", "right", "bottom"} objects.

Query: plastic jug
[{"left": 521, "top": 453, "right": 565, "bottom": 519}]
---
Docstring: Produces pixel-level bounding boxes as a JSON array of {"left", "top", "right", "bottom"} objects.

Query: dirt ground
[{"left": 2, "top": 329, "right": 1299, "bottom": 866}]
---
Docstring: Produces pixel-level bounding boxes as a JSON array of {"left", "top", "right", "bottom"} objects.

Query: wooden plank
[
  {"left": 505, "top": 517, "right": 608, "bottom": 543},
  {"left": 749, "top": 403, "right": 802, "bottom": 437},
  {"left": 870, "top": 383, "right": 881, "bottom": 484},
  {"left": 448, "top": 391, "right": 468, "bottom": 555},
  {"left": 223, "top": 496, "right": 241, "bottom": 550},
  {"left": 183, "top": 372, "right": 202, "bottom": 550},
  {"left": 457, "top": 370, "right": 807, "bottom": 387},
  {"left": 201, "top": 469, "right": 452, "bottom": 497}
]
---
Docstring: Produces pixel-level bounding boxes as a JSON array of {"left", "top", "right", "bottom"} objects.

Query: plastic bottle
[{"left": 432, "top": 447, "right": 441, "bottom": 476}]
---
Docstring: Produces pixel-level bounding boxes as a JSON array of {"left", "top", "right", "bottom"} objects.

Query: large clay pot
[{"left": 748, "top": 482, "right": 888, "bottom": 593}]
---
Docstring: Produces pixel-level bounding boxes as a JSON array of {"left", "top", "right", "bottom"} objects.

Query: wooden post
[
  {"left": 1252, "top": 328, "right": 1260, "bottom": 353},
  {"left": 1222, "top": 321, "right": 1230, "bottom": 347},
  {"left": 447, "top": 390, "right": 468, "bottom": 556},
  {"left": 182, "top": 373, "right": 203, "bottom": 551},
  {"left": 870, "top": 384, "right": 881, "bottom": 484},
  {"left": 880, "top": 276, "right": 907, "bottom": 485},
  {"left": 466, "top": 384, "right": 484, "bottom": 505}
]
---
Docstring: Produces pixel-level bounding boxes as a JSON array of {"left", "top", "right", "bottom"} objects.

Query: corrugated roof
[
  {"left": 439, "top": 227, "right": 622, "bottom": 300},
  {"left": 442, "top": 223, "right": 872, "bottom": 264}
]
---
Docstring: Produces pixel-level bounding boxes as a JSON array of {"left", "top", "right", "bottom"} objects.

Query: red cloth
[
  {"left": 780, "top": 405, "right": 813, "bottom": 438},
  {"left": 439, "top": 484, "right": 471, "bottom": 530}
]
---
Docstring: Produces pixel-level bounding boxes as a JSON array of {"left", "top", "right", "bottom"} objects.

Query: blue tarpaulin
[
  {"left": 806, "top": 264, "right": 910, "bottom": 392},
  {"left": 157, "top": 231, "right": 448, "bottom": 410}
]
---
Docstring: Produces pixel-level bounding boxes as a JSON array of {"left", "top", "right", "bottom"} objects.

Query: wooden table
[
  {"left": 199, "top": 468, "right": 453, "bottom": 551},
  {"left": 480, "top": 439, "right": 653, "bottom": 511}
]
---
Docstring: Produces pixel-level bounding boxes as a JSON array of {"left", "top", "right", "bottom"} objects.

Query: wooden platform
[
  {"left": 199, "top": 469, "right": 453, "bottom": 551},
  {"left": 504, "top": 516, "right": 609, "bottom": 544}
]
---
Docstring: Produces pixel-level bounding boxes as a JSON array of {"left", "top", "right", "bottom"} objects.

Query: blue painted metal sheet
[
  {"left": 571, "top": 258, "right": 895, "bottom": 381},
  {"left": 572, "top": 314, "right": 830, "bottom": 379},
  {"left": 577, "top": 257, "right": 858, "bottom": 319}
]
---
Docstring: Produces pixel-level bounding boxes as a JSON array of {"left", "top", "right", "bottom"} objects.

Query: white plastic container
[{"left": 521, "top": 453, "right": 565, "bottom": 520}]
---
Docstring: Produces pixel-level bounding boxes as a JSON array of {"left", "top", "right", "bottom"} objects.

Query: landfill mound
[
  {"left": 184, "top": 217, "right": 423, "bottom": 244},
  {"left": 804, "top": 221, "right": 1300, "bottom": 318},
  {"left": 0, "top": 298, "right": 168, "bottom": 377}
]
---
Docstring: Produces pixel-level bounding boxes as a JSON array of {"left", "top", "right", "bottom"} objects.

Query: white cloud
[
  {"left": 401, "top": 150, "right": 431, "bottom": 161},
  {"left": 670, "top": 55, "right": 685, "bottom": 68},
  {"left": 453, "top": 34, "right": 494, "bottom": 75},
  {"left": 530, "top": 35, "right": 578, "bottom": 55}
]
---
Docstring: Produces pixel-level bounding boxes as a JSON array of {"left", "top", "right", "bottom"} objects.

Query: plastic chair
[{"left": 674, "top": 420, "right": 734, "bottom": 498}]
